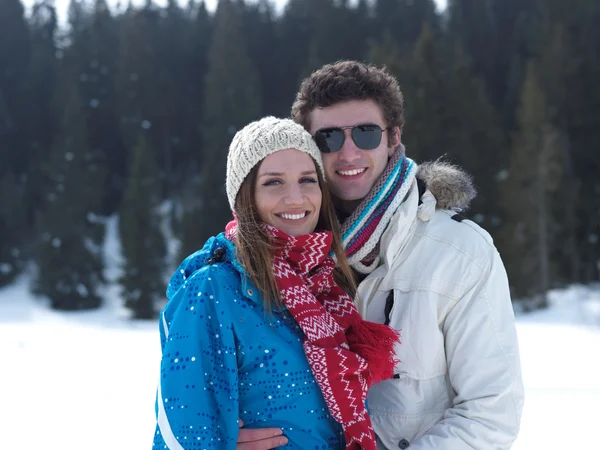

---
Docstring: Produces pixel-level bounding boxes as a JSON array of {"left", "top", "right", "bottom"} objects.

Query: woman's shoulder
[
  {"left": 161, "top": 238, "right": 245, "bottom": 325},
  {"left": 168, "top": 262, "right": 240, "bottom": 315},
  {"left": 166, "top": 233, "right": 242, "bottom": 299}
]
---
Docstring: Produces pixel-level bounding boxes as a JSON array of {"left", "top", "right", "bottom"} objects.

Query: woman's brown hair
[{"left": 234, "top": 157, "right": 356, "bottom": 312}]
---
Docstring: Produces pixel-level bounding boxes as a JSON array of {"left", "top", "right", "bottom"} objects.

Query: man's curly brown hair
[{"left": 291, "top": 60, "right": 405, "bottom": 143}]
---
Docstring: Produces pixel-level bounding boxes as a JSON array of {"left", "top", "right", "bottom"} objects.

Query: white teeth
[
  {"left": 279, "top": 212, "right": 307, "bottom": 220},
  {"left": 338, "top": 168, "right": 366, "bottom": 176}
]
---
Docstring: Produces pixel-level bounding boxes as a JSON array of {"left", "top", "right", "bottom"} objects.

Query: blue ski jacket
[{"left": 152, "top": 233, "right": 344, "bottom": 449}]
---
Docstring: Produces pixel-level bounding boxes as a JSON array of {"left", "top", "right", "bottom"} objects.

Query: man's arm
[
  {"left": 236, "top": 420, "right": 288, "bottom": 449},
  {"left": 410, "top": 247, "right": 524, "bottom": 450}
]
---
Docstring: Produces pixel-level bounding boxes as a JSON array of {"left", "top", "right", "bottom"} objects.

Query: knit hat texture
[{"left": 226, "top": 116, "right": 324, "bottom": 210}]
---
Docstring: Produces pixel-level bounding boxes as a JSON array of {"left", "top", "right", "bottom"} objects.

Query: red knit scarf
[{"left": 226, "top": 219, "right": 400, "bottom": 450}]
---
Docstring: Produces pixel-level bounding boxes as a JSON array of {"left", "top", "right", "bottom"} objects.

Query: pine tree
[
  {"left": 60, "top": 0, "right": 125, "bottom": 216},
  {"left": 23, "top": 0, "right": 59, "bottom": 222},
  {"left": 489, "top": 0, "right": 536, "bottom": 128},
  {"left": 171, "top": 1, "right": 212, "bottom": 245},
  {"left": 116, "top": 2, "right": 164, "bottom": 190},
  {"left": 368, "top": 28, "right": 408, "bottom": 78},
  {"left": 447, "top": 0, "right": 498, "bottom": 102},
  {"left": 179, "top": 0, "right": 261, "bottom": 256},
  {"left": 85, "top": 0, "right": 126, "bottom": 215},
  {"left": 534, "top": 0, "right": 600, "bottom": 283},
  {"left": 0, "top": 0, "right": 30, "bottom": 169},
  {"left": 178, "top": 0, "right": 212, "bottom": 179},
  {"left": 269, "top": 0, "right": 315, "bottom": 115},
  {"left": 0, "top": 0, "right": 32, "bottom": 285},
  {"left": 119, "top": 133, "right": 166, "bottom": 319},
  {"left": 34, "top": 85, "right": 106, "bottom": 310},
  {"left": 398, "top": 25, "right": 503, "bottom": 231},
  {"left": 500, "top": 62, "right": 565, "bottom": 306},
  {"left": 374, "top": 0, "right": 439, "bottom": 45},
  {"left": 441, "top": 40, "right": 504, "bottom": 231},
  {"left": 117, "top": 0, "right": 195, "bottom": 200},
  {"left": 399, "top": 25, "right": 446, "bottom": 163},
  {"left": 534, "top": 20, "right": 580, "bottom": 287},
  {"left": 154, "top": 0, "right": 194, "bottom": 197},
  {"left": 569, "top": 0, "right": 600, "bottom": 282},
  {"left": 239, "top": 0, "right": 278, "bottom": 115},
  {"left": 0, "top": 172, "right": 26, "bottom": 285},
  {"left": 304, "top": 0, "right": 370, "bottom": 74}
]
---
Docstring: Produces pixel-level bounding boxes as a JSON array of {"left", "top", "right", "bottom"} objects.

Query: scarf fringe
[{"left": 346, "top": 320, "right": 401, "bottom": 383}]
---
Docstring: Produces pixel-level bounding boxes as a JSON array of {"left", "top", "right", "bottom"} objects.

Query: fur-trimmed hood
[{"left": 417, "top": 160, "right": 477, "bottom": 211}]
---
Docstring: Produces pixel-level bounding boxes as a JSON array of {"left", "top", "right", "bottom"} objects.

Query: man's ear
[{"left": 388, "top": 126, "right": 401, "bottom": 156}]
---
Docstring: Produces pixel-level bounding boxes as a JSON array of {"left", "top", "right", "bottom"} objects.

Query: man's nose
[{"left": 337, "top": 129, "right": 361, "bottom": 162}]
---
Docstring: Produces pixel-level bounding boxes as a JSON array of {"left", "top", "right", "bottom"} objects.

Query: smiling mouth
[
  {"left": 337, "top": 168, "right": 367, "bottom": 176},
  {"left": 276, "top": 212, "right": 309, "bottom": 220}
]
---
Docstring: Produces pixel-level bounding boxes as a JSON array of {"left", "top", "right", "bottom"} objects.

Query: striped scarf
[{"left": 340, "top": 146, "right": 417, "bottom": 274}]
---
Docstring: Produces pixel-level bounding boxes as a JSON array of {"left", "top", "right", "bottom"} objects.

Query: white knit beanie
[{"left": 226, "top": 116, "right": 324, "bottom": 210}]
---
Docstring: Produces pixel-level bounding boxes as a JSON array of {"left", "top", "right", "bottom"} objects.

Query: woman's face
[{"left": 254, "top": 149, "right": 322, "bottom": 237}]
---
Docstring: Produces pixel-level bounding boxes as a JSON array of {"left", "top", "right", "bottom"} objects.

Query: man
[{"left": 238, "top": 61, "right": 524, "bottom": 449}]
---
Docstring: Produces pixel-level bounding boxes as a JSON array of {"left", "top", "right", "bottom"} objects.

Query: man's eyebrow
[{"left": 258, "top": 170, "right": 317, "bottom": 177}]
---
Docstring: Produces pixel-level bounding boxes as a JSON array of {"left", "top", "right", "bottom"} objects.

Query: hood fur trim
[{"left": 417, "top": 160, "right": 477, "bottom": 211}]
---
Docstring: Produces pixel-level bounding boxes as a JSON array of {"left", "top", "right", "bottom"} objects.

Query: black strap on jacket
[
  {"left": 384, "top": 290, "right": 394, "bottom": 326},
  {"left": 416, "top": 177, "right": 427, "bottom": 206}
]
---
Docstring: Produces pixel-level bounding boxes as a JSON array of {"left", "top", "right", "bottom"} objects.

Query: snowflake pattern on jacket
[{"left": 152, "top": 233, "right": 345, "bottom": 449}]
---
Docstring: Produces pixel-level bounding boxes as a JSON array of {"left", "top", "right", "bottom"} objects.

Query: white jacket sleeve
[{"left": 409, "top": 247, "right": 524, "bottom": 450}]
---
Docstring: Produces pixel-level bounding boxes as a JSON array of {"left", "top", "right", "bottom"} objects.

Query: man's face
[{"left": 308, "top": 99, "right": 399, "bottom": 213}]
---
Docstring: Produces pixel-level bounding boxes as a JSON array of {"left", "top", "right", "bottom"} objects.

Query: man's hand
[{"left": 237, "top": 419, "right": 288, "bottom": 449}]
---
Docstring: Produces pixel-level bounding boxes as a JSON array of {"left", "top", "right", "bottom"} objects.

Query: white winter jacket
[{"left": 356, "top": 169, "right": 524, "bottom": 450}]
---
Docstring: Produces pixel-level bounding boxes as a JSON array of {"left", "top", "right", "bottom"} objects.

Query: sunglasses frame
[{"left": 313, "top": 123, "right": 390, "bottom": 153}]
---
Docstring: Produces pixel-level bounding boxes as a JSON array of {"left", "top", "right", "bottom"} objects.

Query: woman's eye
[
  {"left": 300, "top": 177, "right": 318, "bottom": 184},
  {"left": 262, "top": 179, "right": 281, "bottom": 186}
]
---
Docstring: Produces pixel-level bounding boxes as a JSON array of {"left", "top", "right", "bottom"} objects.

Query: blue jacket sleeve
[{"left": 153, "top": 264, "right": 240, "bottom": 449}]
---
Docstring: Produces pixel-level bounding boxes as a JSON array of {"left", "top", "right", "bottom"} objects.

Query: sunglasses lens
[
  {"left": 315, "top": 128, "right": 345, "bottom": 153},
  {"left": 352, "top": 125, "right": 383, "bottom": 150}
]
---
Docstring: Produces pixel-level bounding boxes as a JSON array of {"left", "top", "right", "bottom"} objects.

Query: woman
[{"left": 152, "top": 117, "right": 399, "bottom": 450}]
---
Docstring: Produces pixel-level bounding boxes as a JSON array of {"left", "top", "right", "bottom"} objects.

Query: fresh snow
[{"left": 1, "top": 215, "right": 598, "bottom": 449}]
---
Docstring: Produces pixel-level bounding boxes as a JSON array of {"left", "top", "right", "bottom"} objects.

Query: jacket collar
[
  {"left": 374, "top": 159, "right": 477, "bottom": 272},
  {"left": 379, "top": 177, "right": 422, "bottom": 269},
  {"left": 207, "top": 233, "right": 286, "bottom": 312}
]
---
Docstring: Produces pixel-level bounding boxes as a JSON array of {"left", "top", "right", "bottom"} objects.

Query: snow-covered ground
[
  {"left": 514, "top": 286, "right": 600, "bottom": 449},
  {"left": 1, "top": 215, "right": 598, "bottom": 449},
  {"left": 2, "top": 280, "right": 599, "bottom": 449},
  {"left": 0, "top": 275, "right": 159, "bottom": 450}
]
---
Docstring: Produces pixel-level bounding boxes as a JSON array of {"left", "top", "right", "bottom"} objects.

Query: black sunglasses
[{"left": 313, "top": 124, "right": 389, "bottom": 153}]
